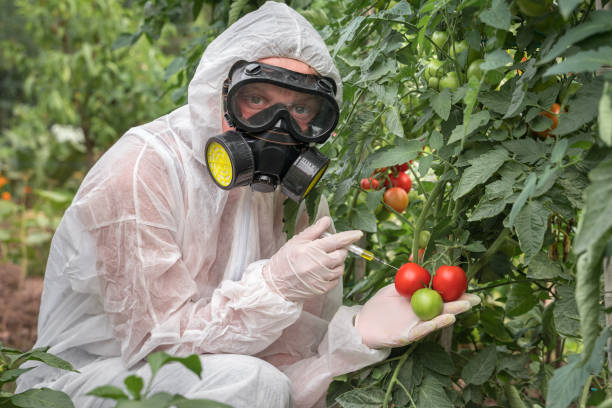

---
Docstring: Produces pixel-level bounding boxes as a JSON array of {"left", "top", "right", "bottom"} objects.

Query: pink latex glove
[
  {"left": 263, "top": 216, "right": 363, "bottom": 302},
  {"left": 355, "top": 284, "right": 481, "bottom": 348}
]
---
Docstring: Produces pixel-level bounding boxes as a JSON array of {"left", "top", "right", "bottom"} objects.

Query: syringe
[{"left": 322, "top": 232, "right": 398, "bottom": 270}]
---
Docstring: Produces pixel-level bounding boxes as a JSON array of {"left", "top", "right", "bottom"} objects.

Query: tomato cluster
[
  {"left": 394, "top": 262, "right": 468, "bottom": 321},
  {"left": 360, "top": 164, "right": 413, "bottom": 213}
]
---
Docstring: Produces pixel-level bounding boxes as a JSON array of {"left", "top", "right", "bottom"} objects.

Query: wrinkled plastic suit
[{"left": 16, "top": 2, "right": 389, "bottom": 407}]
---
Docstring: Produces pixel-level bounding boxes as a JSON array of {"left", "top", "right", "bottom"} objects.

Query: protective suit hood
[{"left": 187, "top": 1, "right": 342, "bottom": 166}]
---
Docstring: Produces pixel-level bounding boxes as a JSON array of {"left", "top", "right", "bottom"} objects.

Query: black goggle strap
[{"left": 222, "top": 77, "right": 235, "bottom": 129}]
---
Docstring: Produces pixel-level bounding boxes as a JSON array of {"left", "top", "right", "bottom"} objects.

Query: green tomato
[
  {"left": 418, "top": 230, "right": 430, "bottom": 249},
  {"left": 407, "top": 189, "right": 419, "bottom": 202},
  {"left": 428, "top": 76, "right": 439, "bottom": 91},
  {"left": 411, "top": 288, "right": 443, "bottom": 321},
  {"left": 439, "top": 71, "right": 459, "bottom": 91},
  {"left": 516, "top": 0, "right": 552, "bottom": 16},
  {"left": 431, "top": 31, "right": 449, "bottom": 50},
  {"left": 467, "top": 59, "right": 484, "bottom": 80},
  {"left": 449, "top": 40, "right": 468, "bottom": 59},
  {"left": 424, "top": 58, "right": 444, "bottom": 80}
]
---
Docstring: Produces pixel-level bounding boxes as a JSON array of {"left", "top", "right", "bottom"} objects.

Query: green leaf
[
  {"left": 544, "top": 47, "right": 612, "bottom": 76},
  {"left": 87, "top": 385, "right": 129, "bottom": 400},
  {"left": 573, "top": 156, "right": 612, "bottom": 254},
  {"left": 432, "top": 88, "right": 451, "bottom": 120},
  {"left": 540, "top": 11, "right": 612, "bottom": 64},
  {"left": 505, "top": 282, "right": 538, "bottom": 316},
  {"left": 469, "top": 197, "right": 507, "bottom": 222},
  {"left": 335, "top": 388, "right": 385, "bottom": 408},
  {"left": 365, "top": 189, "right": 384, "bottom": 211},
  {"left": 173, "top": 398, "right": 233, "bottom": 408},
  {"left": 554, "top": 285, "right": 581, "bottom": 337},
  {"left": 384, "top": 106, "right": 404, "bottom": 137},
  {"left": 599, "top": 80, "right": 612, "bottom": 146},
  {"left": 146, "top": 352, "right": 202, "bottom": 381},
  {"left": 22, "top": 350, "right": 76, "bottom": 372},
  {"left": 417, "top": 342, "right": 455, "bottom": 375},
  {"left": 461, "top": 345, "right": 497, "bottom": 385},
  {"left": 0, "top": 368, "right": 33, "bottom": 383},
  {"left": 365, "top": 140, "right": 421, "bottom": 171},
  {"left": 478, "top": 0, "right": 511, "bottom": 31},
  {"left": 416, "top": 374, "right": 453, "bottom": 408},
  {"left": 514, "top": 200, "right": 549, "bottom": 264},
  {"left": 481, "top": 49, "right": 513, "bottom": 71},
  {"left": 481, "top": 306, "right": 513, "bottom": 341},
  {"left": 283, "top": 199, "right": 300, "bottom": 238},
  {"left": 527, "top": 252, "right": 562, "bottom": 280},
  {"left": 333, "top": 16, "right": 366, "bottom": 58},
  {"left": 546, "top": 355, "right": 588, "bottom": 408},
  {"left": 429, "top": 130, "right": 443, "bottom": 150},
  {"left": 551, "top": 139, "right": 569, "bottom": 164},
  {"left": 503, "top": 139, "right": 547, "bottom": 164},
  {"left": 350, "top": 204, "right": 377, "bottom": 233},
  {"left": 124, "top": 375, "right": 143, "bottom": 400},
  {"left": 164, "top": 57, "right": 187, "bottom": 81},
  {"left": 508, "top": 172, "right": 536, "bottom": 228},
  {"left": 503, "top": 384, "right": 527, "bottom": 408},
  {"left": 554, "top": 78, "right": 604, "bottom": 136},
  {"left": 453, "top": 148, "right": 508, "bottom": 199},
  {"left": 448, "top": 110, "right": 491, "bottom": 145},
  {"left": 35, "top": 190, "right": 73, "bottom": 204},
  {"left": 228, "top": 0, "right": 249, "bottom": 24},
  {"left": 11, "top": 388, "right": 75, "bottom": 408},
  {"left": 111, "top": 32, "right": 141, "bottom": 50},
  {"left": 559, "top": 0, "right": 585, "bottom": 19}
]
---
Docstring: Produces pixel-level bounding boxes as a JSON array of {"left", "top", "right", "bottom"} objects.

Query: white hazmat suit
[{"left": 17, "top": 2, "right": 390, "bottom": 407}]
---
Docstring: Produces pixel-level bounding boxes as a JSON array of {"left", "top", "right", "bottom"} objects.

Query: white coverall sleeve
[{"left": 76, "top": 138, "right": 301, "bottom": 367}]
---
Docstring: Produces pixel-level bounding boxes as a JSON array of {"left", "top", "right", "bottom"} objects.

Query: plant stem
[
  {"left": 383, "top": 344, "right": 417, "bottom": 408},
  {"left": 467, "top": 228, "right": 511, "bottom": 279},
  {"left": 579, "top": 375, "right": 593, "bottom": 408},
  {"left": 469, "top": 279, "right": 532, "bottom": 293},
  {"left": 407, "top": 161, "right": 428, "bottom": 201},
  {"left": 411, "top": 179, "right": 446, "bottom": 262}
]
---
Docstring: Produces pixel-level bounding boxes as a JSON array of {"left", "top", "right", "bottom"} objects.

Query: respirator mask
[{"left": 204, "top": 60, "right": 339, "bottom": 202}]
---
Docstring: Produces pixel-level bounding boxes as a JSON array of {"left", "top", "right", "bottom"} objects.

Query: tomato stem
[
  {"left": 383, "top": 343, "right": 417, "bottom": 408},
  {"left": 467, "top": 228, "right": 511, "bottom": 280},
  {"left": 411, "top": 179, "right": 446, "bottom": 264}
]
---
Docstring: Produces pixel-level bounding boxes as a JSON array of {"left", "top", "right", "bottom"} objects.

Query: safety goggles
[{"left": 223, "top": 60, "right": 339, "bottom": 143}]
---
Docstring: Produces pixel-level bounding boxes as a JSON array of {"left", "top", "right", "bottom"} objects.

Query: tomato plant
[
  {"left": 432, "top": 265, "right": 468, "bottom": 302},
  {"left": 410, "top": 288, "right": 443, "bottom": 321},
  {"left": 439, "top": 71, "right": 459, "bottom": 91},
  {"left": 394, "top": 262, "right": 431, "bottom": 298}
]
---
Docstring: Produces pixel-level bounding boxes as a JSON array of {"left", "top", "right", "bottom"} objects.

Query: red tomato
[
  {"left": 395, "top": 262, "right": 431, "bottom": 298},
  {"left": 432, "top": 265, "right": 468, "bottom": 302},
  {"left": 396, "top": 162, "right": 409, "bottom": 172},
  {"left": 534, "top": 103, "right": 561, "bottom": 138},
  {"left": 389, "top": 172, "right": 412, "bottom": 193},
  {"left": 360, "top": 178, "right": 371, "bottom": 190},
  {"left": 383, "top": 187, "right": 409, "bottom": 212},
  {"left": 370, "top": 177, "right": 382, "bottom": 190}
]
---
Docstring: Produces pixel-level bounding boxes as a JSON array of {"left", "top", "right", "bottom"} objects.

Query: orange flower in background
[
  {"left": 0, "top": 176, "right": 7, "bottom": 188},
  {"left": 1, "top": 191, "right": 11, "bottom": 201}
]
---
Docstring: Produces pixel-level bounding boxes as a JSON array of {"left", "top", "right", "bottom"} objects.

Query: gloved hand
[
  {"left": 263, "top": 216, "right": 362, "bottom": 302},
  {"left": 355, "top": 284, "right": 481, "bottom": 349}
]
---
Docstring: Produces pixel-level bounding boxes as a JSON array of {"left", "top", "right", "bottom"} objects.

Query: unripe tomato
[
  {"left": 449, "top": 40, "right": 468, "bottom": 59},
  {"left": 428, "top": 76, "right": 439, "bottom": 91},
  {"left": 516, "top": 0, "right": 552, "bottom": 16},
  {"left": 418, "top": 230, "right": 430, "bottom": 249},
  {"left": 439, "top": 71, "right": 459, "bottom": 91},
  {"left": 425, "top": 59, "right": 444, "bottom": 80},
  {"left": 395, "top": 262, "right": 431, "bottom": 297},
  {"left": 411, "top": 288, "right": 443, "bottom": 321},
  {"left": 383, "top": 187, "right": 409, "bottom": 213},
  {"left": 360, "top": 178, "right": 371, "bottom": 190},
  {"left": 431, "top": 31, "right": 449, "bottom": 49},
  {"left": 534, "top": 103, "right": 561, "bottom": 138},
  {"left": 433, "top": 265, "right": 468, "bottom": 302},
  {"left": 467, "top": 59, "right": 484, "bottom": 80},
  {"left": 390, "top": 172, "right": 412, "bottom": 193}
]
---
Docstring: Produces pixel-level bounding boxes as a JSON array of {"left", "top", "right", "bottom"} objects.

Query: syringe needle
[{"left": 321, "top": 232, "right": 397, "bottom": 270}]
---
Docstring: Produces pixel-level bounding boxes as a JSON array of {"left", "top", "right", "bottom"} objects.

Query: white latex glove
[
  {"left": 355, "top": 284, "right": 481, "bottom": 349},
  {"left": 263, "top": 216, "right": 362, "bottom": 302}
]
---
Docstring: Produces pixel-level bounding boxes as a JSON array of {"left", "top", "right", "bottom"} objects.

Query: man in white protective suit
[{"left": 17, "top": 2, "right": 480, "bottom": 407}]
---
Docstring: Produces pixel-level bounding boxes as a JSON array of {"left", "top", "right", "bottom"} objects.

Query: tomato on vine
[
  {"left": 360, "top": 178, "right": 371, "bottom": 190},
  {"left": 534, "top": 103, "right": 561, "bottom": 138},
  {"left": 389, "top": 172, "right": 412, "bottom": 193},
  {"left": 395, "top": 262, "right": 431, "bottom": 297},
  {"left": 467, "top": 59, "right": 484, "bottom": 80},
  {"left": 418, "top": 230, "right": 430, "bottom": 249},
  {"left": 432, "top": 265, "right": 468, "bottom": 302},
  {"left": 411, "top": 288, "right": 443, "bottom": 321},
  {"left": 439, "top": 72, "right": 459, "bottom": 91},
  {"left": 431, "top": 31, "right": 448, "bottom": 49},
  {"left": 383, "top": 187, "right": 409, "bottom": 212}
]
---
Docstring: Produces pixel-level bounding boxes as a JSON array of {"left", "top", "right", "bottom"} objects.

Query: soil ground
[{"left": 0, "top": 262, "right": 43, "bottom": 351}]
